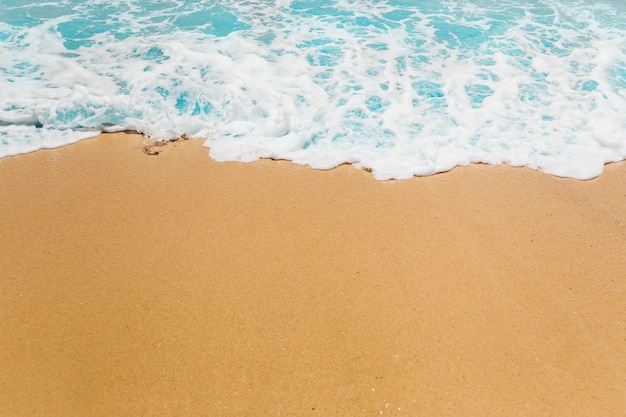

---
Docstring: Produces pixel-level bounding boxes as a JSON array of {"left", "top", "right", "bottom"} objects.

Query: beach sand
[{"left": 1, "top": 132, "right": 625, "bottom": 416}]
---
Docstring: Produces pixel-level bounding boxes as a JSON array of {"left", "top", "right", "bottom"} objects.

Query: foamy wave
[{"left": 1, "top": 0, "right": 625, "bottom": 179}]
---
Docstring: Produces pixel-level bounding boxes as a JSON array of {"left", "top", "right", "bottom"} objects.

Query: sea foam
[{"left": 1, "top": 0, "right": 625, "bottom": 179}]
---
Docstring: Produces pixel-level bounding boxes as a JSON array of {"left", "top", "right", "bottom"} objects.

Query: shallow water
[{"left": 1, "top": 0, "right": 625, "bottom": 179}]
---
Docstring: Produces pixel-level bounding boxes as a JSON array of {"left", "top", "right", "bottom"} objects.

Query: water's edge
[{"left": 2, "top": 0, "right": 626, "bottom": 179}]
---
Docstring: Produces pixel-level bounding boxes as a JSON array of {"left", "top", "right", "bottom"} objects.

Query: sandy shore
[{"left": 0, "top": 132, "right": 625, "bottom": 416}]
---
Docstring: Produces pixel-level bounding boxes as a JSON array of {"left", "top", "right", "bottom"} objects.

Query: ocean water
[{"left": 1, "top": 0, "right": 625, "bottom": 179}]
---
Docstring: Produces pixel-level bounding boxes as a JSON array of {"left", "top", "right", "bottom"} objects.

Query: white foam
[{"left": 1, "top": 0, "right": 625, "bottom": 179}]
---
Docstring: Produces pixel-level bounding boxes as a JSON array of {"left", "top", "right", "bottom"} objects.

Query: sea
[{"left": 1, "top": 0, "right": 625, "bottom": 179}]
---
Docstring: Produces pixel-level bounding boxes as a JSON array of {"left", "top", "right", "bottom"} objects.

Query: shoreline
[{"left": 1, "top": 132, "right": 625, "bottom": 416}]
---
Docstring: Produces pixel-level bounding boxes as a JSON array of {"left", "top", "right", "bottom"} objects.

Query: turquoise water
[{"left": 1, "top": 0, "right": 625, "bottom": 179}]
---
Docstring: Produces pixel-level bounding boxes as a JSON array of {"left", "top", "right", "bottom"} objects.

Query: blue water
[{"left": 1, "top": 0, "right": 625, "bottom": 179}]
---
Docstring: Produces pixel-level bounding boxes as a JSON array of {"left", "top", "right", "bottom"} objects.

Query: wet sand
[{"left": 1, "top": 132, "right": 625, "bottom": 416}]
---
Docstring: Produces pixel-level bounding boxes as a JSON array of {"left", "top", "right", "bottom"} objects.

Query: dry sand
[{"left": 0, "top": 132, "right": 625, "bottom": 416}]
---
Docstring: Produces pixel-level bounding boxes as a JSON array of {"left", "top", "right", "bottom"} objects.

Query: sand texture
[{"left": 1, "top": 132, "right": 625, "bottom": 416}]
